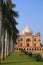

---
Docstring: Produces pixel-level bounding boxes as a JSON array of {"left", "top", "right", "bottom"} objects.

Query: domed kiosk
[{"left": 22, "top": 26, "right": 32, "bottom": 34}]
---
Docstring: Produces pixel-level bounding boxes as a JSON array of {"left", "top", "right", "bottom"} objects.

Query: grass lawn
[{"left": 1, "top": 50, "right": 43, "bottom": 65}]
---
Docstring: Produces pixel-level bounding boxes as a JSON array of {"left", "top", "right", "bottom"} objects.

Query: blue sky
[{"left": 12, "top": 0, "right": 43, "bottom": 44}]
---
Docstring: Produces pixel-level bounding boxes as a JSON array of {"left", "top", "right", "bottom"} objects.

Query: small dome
[{"left": 22, "top": 26, "right": 32, "bottom": 34}]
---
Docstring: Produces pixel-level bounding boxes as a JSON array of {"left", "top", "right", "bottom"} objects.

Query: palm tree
[
  {"left": 0, "top": 0, "right": 4, "bottom": 61},
  {"left": 5, "top": 0, "right": 19, "bottom": 55},
  {"left": 1, "top": 0, "right": 19, "bottom": 60}
]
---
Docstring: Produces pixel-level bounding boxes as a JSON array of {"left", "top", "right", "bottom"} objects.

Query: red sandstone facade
[{"left": 15, "top": 27, "right": 43, "bottom": 54}]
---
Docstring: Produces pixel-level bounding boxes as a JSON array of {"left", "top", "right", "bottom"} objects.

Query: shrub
[
  {"left": 24, "top": 51, "right": 28, "bottom": 55},
  {"left": 28, "top": 52, "right": 33, "bottom": 57},
  {"left": 36, "top": 54, "right": 42, "bottom": 62}
]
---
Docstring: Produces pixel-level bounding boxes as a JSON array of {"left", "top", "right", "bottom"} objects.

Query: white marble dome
[{"left": 22, "top": 26, "right": 32, "bottom": 34}]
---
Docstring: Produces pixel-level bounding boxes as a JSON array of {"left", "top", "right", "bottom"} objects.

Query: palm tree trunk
[
  {"left": 0, "top": 0, "right": 3, "bottom": 61},
  {"left": 8, "top": 0, "right": 11, "bottom": 8},
  {"left": 6, "top": 32, "right": 9, "bottom": 56},
  {"left": 1, "top": 36, "right": 3, "bottom": 61},
  {"left": 10, "top": 36, "right": 12, "bottom": 54},
  {"left": 4, "top": 30, "right": 7, "bottom": 59},
  {"left": 10, "top": 36, "right": 13, "bottom": 53},
  {"left": 8, "top": 35, "right": 11, "bottom": 55},
  {"left": 8, "top": 35, "right": 13, "bottom": 54},
  {"left": 2, "top": 29, "right": 5, "bottom": 60}
]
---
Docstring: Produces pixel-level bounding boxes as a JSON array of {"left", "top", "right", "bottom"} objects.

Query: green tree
[{"left": 1, "top": 0, "right": 19, "bottom": 60}]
